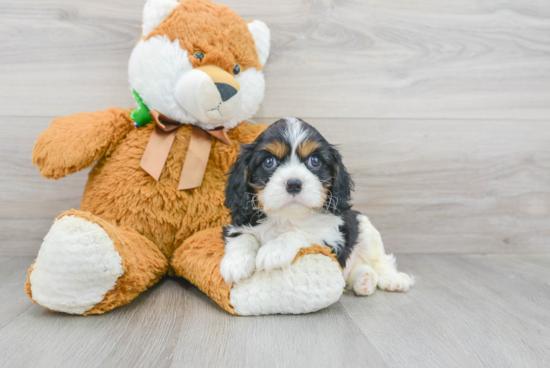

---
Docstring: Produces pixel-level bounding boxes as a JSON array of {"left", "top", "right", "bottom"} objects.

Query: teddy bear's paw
[
  {"left": 230, "top": 253, "right": 345, "bottom": 315},
  {"left": 377, "top": 272, "right": 414, "bottom": 293},
  {"left": 28, "top": 215, "right": 124, "bottom": 314},
  {"left": 352, "top": 265, "right": 378, "bottom": 296},
  {"left": 220, "top": 249, "right": 257, "bottom": 285}
]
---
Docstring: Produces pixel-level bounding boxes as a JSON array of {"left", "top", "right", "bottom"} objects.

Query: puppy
[{"left": 220, "top": 117, "right": 413, "bottom": 296}]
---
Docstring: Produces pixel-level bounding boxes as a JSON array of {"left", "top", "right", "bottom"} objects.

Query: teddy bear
[{"left": 25, "top": 0, "right": 345, "bottom": 316}]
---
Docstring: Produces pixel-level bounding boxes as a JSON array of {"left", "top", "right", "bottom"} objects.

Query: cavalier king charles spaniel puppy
[{"left": 220, "top": 117, "right": 413, "bottom": 296}]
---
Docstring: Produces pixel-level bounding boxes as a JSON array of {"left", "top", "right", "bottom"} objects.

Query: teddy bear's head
[{"left": 128, "top": 0, "right": 270, "bottom": 130}]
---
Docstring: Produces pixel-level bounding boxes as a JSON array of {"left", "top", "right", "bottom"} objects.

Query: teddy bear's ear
[
  {"left": 248, "top": 20, "right": 271, "bottom": 67},
  {"left": 142, "top": 0, "right": 180, "bottom": 37}
]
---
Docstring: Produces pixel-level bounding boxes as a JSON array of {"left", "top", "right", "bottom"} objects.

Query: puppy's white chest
[{"left": 252, "top": 213, "right": 344, "bottom": 246}]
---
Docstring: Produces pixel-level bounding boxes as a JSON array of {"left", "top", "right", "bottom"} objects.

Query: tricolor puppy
[{"left": 221, "top": 117, "right": 413, "bottom": 296}]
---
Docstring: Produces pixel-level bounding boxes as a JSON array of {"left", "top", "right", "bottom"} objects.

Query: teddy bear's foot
[
  {"left": 27, "top": 214, "right": 123, "bottom": 314},
  {"left": 26, "top": 210, "right": 168, "bottom": 315},
  {"left": 171, "top": 227, "right": 345, "bottom": 316},
  {"left": 230, "top": 246, "right": 345, "bottom": 315}
]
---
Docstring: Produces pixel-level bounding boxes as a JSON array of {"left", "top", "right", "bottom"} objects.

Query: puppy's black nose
[
  {"left": 286, "top": 179, "right": 302, "bottom": 194},
  {"left": 215, "top": 83, "right": 238, "bottom": 102}
]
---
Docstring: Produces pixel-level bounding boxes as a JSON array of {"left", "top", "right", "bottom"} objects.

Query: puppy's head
[{"left": 225, "top": 117, "right": 353, "bottom": 225}]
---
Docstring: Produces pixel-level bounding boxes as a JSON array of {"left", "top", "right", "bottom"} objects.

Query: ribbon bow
[{"left": 140, "top": 110, "right": 232, "bottom": 190}]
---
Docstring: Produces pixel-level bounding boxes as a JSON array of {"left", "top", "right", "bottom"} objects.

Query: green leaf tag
[{"left": 130, "top": 90, "right": 153, "bottom": 127}]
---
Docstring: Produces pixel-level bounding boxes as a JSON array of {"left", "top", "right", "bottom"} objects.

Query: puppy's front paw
[
  {"left": 255, "top": 241, "right": 299, "bottom": 272},
  {"left": 220, "top": 250, "right": 257, "bottom": 286}
]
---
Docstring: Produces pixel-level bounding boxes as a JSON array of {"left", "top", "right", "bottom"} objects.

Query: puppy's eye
[
  {"left": 233, "top": 64, "right": 241, "bottom": 76},
  {"left": 307, "top": 155, "right": 322, "bottom": 169},
  {"left": 194, "top": 51, "right": 205, "bottom": 61},
  {"left": 262, "top": 156, "right": 278, "bottom": 171}
]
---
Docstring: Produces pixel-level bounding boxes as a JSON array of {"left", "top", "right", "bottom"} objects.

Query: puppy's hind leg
[
  {"left": 354, "top": 215, "right": 414, "bottom": 293},
  {"left": 347, "top": 264, "right": 378, "bottom": 296}
]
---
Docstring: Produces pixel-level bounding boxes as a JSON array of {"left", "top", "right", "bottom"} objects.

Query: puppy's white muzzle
[
  {"left": 261, "top": 162, "right": 326, "bottom": 216},
  {"left": 174, "top": 65, "right": 242, "bottom": 126}
]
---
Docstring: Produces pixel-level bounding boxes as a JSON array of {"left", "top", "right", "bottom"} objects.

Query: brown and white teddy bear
[{"left": 25, "top": 0, "right": 345, "bottom": 316}]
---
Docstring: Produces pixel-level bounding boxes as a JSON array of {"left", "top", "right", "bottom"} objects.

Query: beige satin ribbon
[{"left": 140, "top": 110, "right": 231, "bottom": 190}]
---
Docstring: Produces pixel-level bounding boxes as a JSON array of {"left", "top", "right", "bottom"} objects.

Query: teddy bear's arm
[{"left": 32, "top": 107, "right": 134, "bottom": 179}]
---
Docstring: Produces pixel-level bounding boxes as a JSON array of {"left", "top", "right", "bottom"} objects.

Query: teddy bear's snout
[
  {"left": 174, "top": 65, "right": 242, "bottom": 125},
  {"left": 216, "top": 83, "right": 238, "bottom": 101}
]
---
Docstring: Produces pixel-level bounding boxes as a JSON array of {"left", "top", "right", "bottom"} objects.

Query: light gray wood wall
[{"left": 1, "top": 0, "right": 549, "bottom": 255}]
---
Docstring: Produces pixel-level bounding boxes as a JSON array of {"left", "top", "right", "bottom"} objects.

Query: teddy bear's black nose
[{"left": 215, "top": 83, "right": 238, "bottom": 102}]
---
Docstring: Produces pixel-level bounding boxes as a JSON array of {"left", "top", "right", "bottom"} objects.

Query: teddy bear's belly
[{"left": 79, "top": 126, "right": 232, "bottom": 258}]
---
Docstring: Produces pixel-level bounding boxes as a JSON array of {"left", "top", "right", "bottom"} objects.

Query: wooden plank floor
[{"left": 1, "top": 254, "right": 549, "bottom": 368}]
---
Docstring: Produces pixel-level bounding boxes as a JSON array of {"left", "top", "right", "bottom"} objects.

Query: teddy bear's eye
[
  {"left": 193, "top": 51, "right": 204, "bottom": 61},
  {"left": 233, "top": 64, "right": 241, "bottom": 76}
]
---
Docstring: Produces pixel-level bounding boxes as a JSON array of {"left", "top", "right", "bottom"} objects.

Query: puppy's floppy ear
[
  {"left": 225, "top": 142, "right": 257, "bottom": 226},
  {"left": 328, "top": 145, "right": 354, "bottom": 215}
]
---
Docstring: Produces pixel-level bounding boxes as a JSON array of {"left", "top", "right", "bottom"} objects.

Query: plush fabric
[
  {"left": 32, "top": 108, "right": 134, "bottom": 180},
  {"left": 142, "top": 0, "right": 180, "bottom": 37},
  {"left": 25, "top": 0, "right": 346, "bottom": 316},
  {"left": 146, "top": 0, "right": 262, "bottom": 73},
  {"left": 27, "top": 110, "right": 268, "bottom": 313},
  {"left": 27, "top": 210, "right": 168, "bottom": 314},
  {"left": 171, "top": 228, "right": 344, "bottom": 315},
  {"left": 34, "top": 110, "right": 266, "bottom": 262},
  {"left": 171, "top": 227, "right": 235, "bottom": 314},
  {"left": 230, "top": 253, "right": 345, "bottom": 316},
  {"left": 83, "top": 119, "right": 266, "bottom": 260},
  {"left": 292, "top": 244, "right": 342, "bottom": 271},
  {"left": 129, "top": 5, "right": 267, "bottom": 130},
  {"left": 247, "top": 20, "right": 270, "bottom": 67},
  {"left": 27, "top": 214, "right": 124, "bottom": 315}
]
